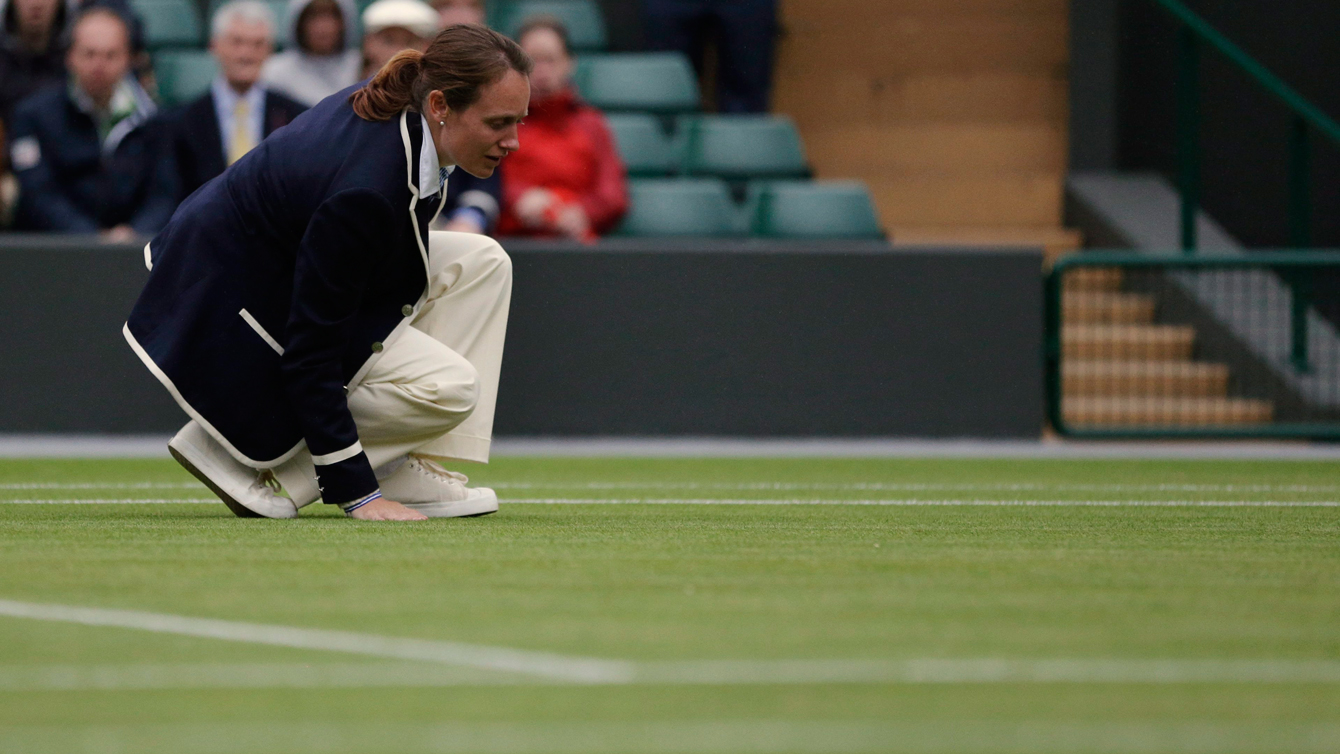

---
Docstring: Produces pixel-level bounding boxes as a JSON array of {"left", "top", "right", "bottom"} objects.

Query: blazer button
[
  {"left": 402, "top": 305, "right": 414, "bottom": 317},
  {"left": 371, "top": 341, "right": 383, "bottom": 353}
]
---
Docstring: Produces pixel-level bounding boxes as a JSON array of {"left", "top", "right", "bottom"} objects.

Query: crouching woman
[{"left": 124, "top": 25, "right": 531, "bottom": 521}]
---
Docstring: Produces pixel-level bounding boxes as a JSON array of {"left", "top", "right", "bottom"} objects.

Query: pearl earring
[{"left": 439, "top": 121, "right": 444, "bottom": 126}]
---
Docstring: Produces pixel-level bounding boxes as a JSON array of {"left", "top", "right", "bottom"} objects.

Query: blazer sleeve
[
  {"left": 8, "top": 106, "right": 100, "bottom": 232},
  {"left": 281, "top": 187, "right": 396, "bottom": 505}
]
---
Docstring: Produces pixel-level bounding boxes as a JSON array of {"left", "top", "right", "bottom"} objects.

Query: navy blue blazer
[
  {"left": 169, "top": 87, "right": 307, "bottom": 201},
  {"left": 125, "top": 86, "right": 445, "bottom": 505}
]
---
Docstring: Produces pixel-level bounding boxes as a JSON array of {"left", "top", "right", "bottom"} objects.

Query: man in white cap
[{"left": 360, "top": 0, "right": 438, "bottom": 77}]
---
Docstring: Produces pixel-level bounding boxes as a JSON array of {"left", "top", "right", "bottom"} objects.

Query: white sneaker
[
  {"left": 379, "top": 456, "right": 499, "bottom": 518},
  {"left": 168, "top": 422, "right": 299, "bottom": 520}
]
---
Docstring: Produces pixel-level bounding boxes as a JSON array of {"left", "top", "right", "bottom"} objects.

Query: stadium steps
[
  {"left": 1063, "top": 292, "right": 1156, "bottom": 324},
  {"left": 1063, "top": 396, "right": 1274, "bottom": 427},
  {"left": 1062, "top": 360, "right": 1231, "bottom": 397},
  {"left": 1055, "top": 254, "right": 1276, "bottom": 428},
  {"left": 773, "top": 0, "right": 1075, "bottom": 247},
  {"left": 1062, "top": 325, "right": 1196, "bottom": 360}
]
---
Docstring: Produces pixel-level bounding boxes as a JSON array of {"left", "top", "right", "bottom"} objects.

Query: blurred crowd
[{"left": 0, "top": 0, "right": 776, "bottom": 241}]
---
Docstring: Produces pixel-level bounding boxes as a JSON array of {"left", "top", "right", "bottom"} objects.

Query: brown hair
[
  {"left": 349, "top": 24, "right": 531, "bottom": 121},
  {"left": 515, "top": 15, "right": 570, "bottom": 57}
]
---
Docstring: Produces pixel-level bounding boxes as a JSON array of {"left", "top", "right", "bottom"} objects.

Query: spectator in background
[
  {"left": 0, "top": 120, "right": 16, "bottom": 227},
  {"left": 427, "top": 0, "right": 481, "bottom": 29},
  {"left": 498, "top": 17, "right": 626, "bottom": 241},
  {"left": 0, "top": 0, "right": 77, "bottom": 123},
  {"left": 170, "top": 1, "right": 304, "bottom": 201},
  {"left": 261, "top": 0, "right": 360, "bottom": 107},
  {"left": 360, "top": 0, "right": 436, "bottom": 77},
  {"left": 643, "top": 0, "right": 776, "bottom": 113},
  {"left": 8, "top": 7, "right": 174, "bottom": 238}
]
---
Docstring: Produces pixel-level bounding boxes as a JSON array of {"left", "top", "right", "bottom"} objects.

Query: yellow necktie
[{"left": 228, "top": 99, "right": 254, "bottom": 165}]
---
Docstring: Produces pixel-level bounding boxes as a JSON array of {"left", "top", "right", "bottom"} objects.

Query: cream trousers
[{"left": 275, "top": 231, "right": 512, "bottom": 505}]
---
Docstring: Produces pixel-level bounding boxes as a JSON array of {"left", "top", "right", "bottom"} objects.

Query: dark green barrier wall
[{"left": 0, "top": 236, "right": 1044, "bottom": 438}]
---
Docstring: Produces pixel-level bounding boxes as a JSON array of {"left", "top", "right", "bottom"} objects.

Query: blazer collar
[{"left": 417, "top": 114, "right": 454, "bottom": 199}]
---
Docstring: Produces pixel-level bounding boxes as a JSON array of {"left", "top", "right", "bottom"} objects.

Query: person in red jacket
[{"left": 498, "top": 16, "right": 627, "bottom": 241}]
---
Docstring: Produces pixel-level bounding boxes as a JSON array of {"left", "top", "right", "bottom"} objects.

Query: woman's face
[
  {"left": 300, "top": 5, "right": 343, "bottom": 55},
  {"left": 519, "top": 27, "right": 570, "bottom": 100},
  {"left": 430, "top": 68, "right": 529, "bottom": 179}
]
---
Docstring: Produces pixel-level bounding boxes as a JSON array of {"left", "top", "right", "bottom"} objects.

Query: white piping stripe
[
  {"left": 239, "top": 309, "right": 284, "bottom": 355},
  {"left": 121, "top": 324, "right": 304, "bottom": 470},
  {"left": 0, "top": 600, "right": 631, "bottom": 684},
  {"left": 311, "top": 441, "right": 363, "bottom": 466},
  {"left": 142, "top": 241, "right": 152, "bottom": 271},
  {"left": 1, "top": 601, "right": 1338, "bottom": 689}
]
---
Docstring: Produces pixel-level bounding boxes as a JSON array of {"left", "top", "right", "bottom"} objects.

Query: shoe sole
[
  {"left": 168, "top": 443, "right": 265, "bottom": 519},
  {"left": 404, "top": 491, "right": 500, "bottom": 519}
]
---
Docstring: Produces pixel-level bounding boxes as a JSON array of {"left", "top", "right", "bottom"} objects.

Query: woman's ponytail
[
  {"left": 349, "top": 26, "right": 531, "bottom": 122},
  {"left": 349, "top": 50, "right": 424, "bottom": 121}
]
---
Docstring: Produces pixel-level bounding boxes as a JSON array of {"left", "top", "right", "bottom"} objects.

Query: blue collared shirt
[{"left": 212, "top": 78, "right": 266, "bottom": 161}]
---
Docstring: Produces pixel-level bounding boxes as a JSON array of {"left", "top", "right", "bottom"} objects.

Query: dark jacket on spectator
[
  {"left": 0, "top": 0, "right": 78, "bottom": 124},
  {"left": 439, "top": 167, "right": 501, "bottom": 233},
  {"left": 127, "top": 89, "right": 445, "bottom": 506},
  {"left": 170, "top": 86, "right": 307, "bottom": 200},
  {"left": 8, "top": 79, "right": 176, "bottom": 232}
]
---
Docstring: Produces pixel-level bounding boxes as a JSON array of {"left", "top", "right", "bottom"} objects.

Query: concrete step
[
  {"left": 1062, "top": 360, "right": 1230, "bottom": 397},
  {"left": 1063, "top": 292, "right": 1157, "bottom": 324},
  {"left": 1062, "top": 325, "right": 1196, "bottom": 360},
  {"left": 1063, "top": 397, "right": 1274, "bottom": 427},
  {"left": 1061, "top": 267, "right": 1124, "bottom": 292}
]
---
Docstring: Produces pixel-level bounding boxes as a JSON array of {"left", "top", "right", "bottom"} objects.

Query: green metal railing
[
  {"left": 1153, "top": 0, "right": 1340, "bottom": 252},
  {"left": 1045, "top": 251, "right": 1340, "bottom": 438}
]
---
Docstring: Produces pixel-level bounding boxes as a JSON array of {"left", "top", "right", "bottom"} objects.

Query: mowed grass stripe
[{"left": 5, "top": 720, "right": 1340, "bottom": 754}]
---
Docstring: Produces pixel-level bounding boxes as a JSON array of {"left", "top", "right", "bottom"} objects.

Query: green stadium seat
[
  {"left": 133, "top": 0, "right": 204, "bottom": 48},
  {"left": 681, "top": 115, "right": 807, "bottom": 179},
  {"left": 574, "top": 53, "right": 698, "bottom": 113},
  {"left": 605, "top": 113, "right": 678, "bottom": 177},
  {"left": 154, "top": 50, "right": 219, "bottom": 106},
  {"left": 748, "top": 181, "right": 883, "bottom": 239},
  {"left": 615, "top": 179, "right": 741, "bottom": 237},
  {"left": 492, "top": 0, "right": 607, "bottom": 51}
]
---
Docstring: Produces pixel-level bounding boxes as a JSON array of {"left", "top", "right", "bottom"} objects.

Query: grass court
[{"left": 1, "top": 455, "right": 1338, "bottom": 753}]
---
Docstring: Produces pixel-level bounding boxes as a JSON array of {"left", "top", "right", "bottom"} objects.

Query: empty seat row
[
  {"left": 616, "top": 180, "right": 882, "bottom": 239},
  {"left": 137, "top": 0, "right": 608, "bottom": 51},
  {"left": 607, "top": 114, "right": 807, "bottom": 178},
  {"left": 152, "top": 48, "right": 701, "bottom": 109}
]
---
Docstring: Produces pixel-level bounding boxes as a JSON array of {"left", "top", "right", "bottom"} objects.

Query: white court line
[
  {"left": 2, "top": 658, "right": 1340, "bottom": 691},
  {"left": 2, "top": 600, "right": 1340, "bottom": 689},
  {"left": 6, "top": 481, "right": 1339, "bottom": 493},
  {"left": 0, "top": 482, "right": 203, "bottom": 490},
  {"left": 7, "top": 720, "right": 1340, "bottom": 754},
  {"left": 0, "top": 600, "right": 631, "bottom": 684},
  {"left": 4, "top": 498, "right": 1339, "bottom": 506},
  {"left": 487, "top": 481, "right": 1340, "bottom": 493},
  {"left": 505, "top": 498, "right": 1340, "bottom": 507},
  {"left": 3, "top": 499, "right": 218, "bottom": 504}
]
